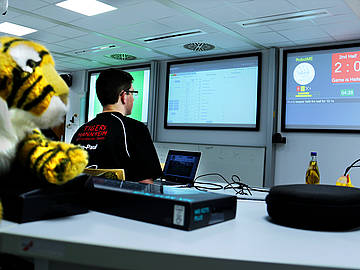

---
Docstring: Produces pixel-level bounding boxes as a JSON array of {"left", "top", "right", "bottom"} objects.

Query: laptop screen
[{"left": 163, "top": 150, "right": 201, "bottom": 184}]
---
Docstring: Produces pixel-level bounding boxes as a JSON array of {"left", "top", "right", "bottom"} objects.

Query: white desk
[{"left": 0, "top": 199, "right": 359, "bottom": 270}]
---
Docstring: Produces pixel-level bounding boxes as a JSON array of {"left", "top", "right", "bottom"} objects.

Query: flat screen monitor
[
  {"left": 282, "top": 43, "right": 360, "bottom": 132},
  {"left": 87, "top": 65, "right": 150, "bottom": 123},
  {"left": 165, "top": 53, "right": 261, "bottom": 130}
]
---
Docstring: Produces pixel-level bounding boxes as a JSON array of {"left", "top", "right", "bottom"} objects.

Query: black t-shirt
[{"left": 71, "top": 112, "right": 162, "bottom": 182}]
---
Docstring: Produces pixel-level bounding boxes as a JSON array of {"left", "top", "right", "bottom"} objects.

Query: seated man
[{"left": 71, "top": 68, "right": 162, "bottom": 184}]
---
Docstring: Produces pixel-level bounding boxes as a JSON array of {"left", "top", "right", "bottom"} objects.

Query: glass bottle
[{"left": 305, "top": 152, "right": 320, "bottom": 184}]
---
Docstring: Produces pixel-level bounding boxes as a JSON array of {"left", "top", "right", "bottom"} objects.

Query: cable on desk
[
  {"left": 250, "top": 187, "right": 270, "bottom": 192},
  {"left": 193, "top": 173, "right": 252, "bottom": 196},
  {"left": 224, "top": 175, "right": 252, "bottom": 196},
  {"left": 194, "top": 173, "right": 224, "bottom": 191}
]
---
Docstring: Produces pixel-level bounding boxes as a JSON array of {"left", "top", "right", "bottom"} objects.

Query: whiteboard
[{"left": 154, "top": 142, "right": 265, "bottom": 187}]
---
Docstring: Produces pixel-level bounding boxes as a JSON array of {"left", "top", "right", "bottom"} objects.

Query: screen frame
[
  {"left": 163, "top": 150, "right": 201, "bottom": 185},
  {"left": 281, "top": 42, "right": 360, "bottom": 133},
  {"left": 164, "top": 53, "right": 262, "bottom": 131},
  {"left": 86, "top": 64, "right": 151, "bottom": 123}
]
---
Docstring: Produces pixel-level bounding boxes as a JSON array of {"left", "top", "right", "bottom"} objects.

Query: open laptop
[{"left": 155, "top": 150, "right": 201, "bottom": 186}]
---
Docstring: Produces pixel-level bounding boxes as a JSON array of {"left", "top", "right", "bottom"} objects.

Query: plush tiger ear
[{"left": 0, "top": 37, "right": 69, "bottom": 115}]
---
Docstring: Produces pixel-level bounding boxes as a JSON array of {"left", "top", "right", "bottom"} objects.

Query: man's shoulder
[{"left": 123, "top": 115, "right": 146, "bottom": 128}]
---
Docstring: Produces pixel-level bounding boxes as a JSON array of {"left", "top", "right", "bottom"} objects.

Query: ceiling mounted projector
[{"left": 0, "top": 0, "right": 8, "bottom": 15}]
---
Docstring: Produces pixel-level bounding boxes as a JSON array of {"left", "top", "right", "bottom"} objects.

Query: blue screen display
[
  {"left": 165, "top": 54, "right": 261, "bottom": 130},
  {"left": 283, "top": 44, "right": 360, "bottom": 131}
]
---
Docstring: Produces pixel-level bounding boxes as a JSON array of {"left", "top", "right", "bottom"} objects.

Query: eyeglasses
[{"left": 124, "top": 90, "right": 138, "bottom": 97}]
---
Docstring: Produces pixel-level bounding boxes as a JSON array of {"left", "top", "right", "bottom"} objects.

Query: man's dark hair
[{"left": 96, "top": 68, "right": 134, "bottom": 106}]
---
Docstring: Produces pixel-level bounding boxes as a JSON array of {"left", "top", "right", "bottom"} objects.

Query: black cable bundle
[{"left": 193, "top": 173, "right": 252, "bottom": 196}]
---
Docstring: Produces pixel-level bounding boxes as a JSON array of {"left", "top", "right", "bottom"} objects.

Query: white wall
[
  {"left": 155, "top": 142, "right": 265, "bottom": 187},
  {"left": 65, "top": 70, "right": 87, "bottom": 142},
  {"left": 274, "top": 133, "right": 360, "bottom": 186}
]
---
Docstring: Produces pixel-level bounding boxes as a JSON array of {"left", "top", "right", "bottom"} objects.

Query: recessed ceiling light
[
  {"left": 237, "top": 9, "right": 330, "bottom": 27},
  {"left": 56, "top": 0, "right": 117, "bottom": 16},
  {"left": 72, "top": 44, "right": 119, "bottom": 55},
  {"left": 0, "top": 22, "right": 37, "bottom": 36},
  {"left": 139, "top": 29, "right": 206, "bottom": 43}
]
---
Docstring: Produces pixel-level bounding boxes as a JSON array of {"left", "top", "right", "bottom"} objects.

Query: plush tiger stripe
[
  {"left": 3, "top": 38, "right": 26, "bottom": 53},
  {"left": 17, "top": 131, "right": 88, "bottom": 185}
]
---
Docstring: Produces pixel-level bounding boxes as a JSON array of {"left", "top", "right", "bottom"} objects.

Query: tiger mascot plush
[{"left": 0, "top": 36, "right": 88, "bottom": 220}]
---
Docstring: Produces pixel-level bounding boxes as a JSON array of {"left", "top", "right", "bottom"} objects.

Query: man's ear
[{"left": 120, "top": 92, "right": 126, "bottom": 104}]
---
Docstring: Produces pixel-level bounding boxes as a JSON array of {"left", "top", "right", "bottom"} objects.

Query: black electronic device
[
  {"left": 0, "top": 172, "right": 89, "bottom": 223},
  {"left": 156, "top": 150, "right": 201, "bottom": 186},
  {"left": 86, "top": 177, "right": 237, "bottom": 231}
]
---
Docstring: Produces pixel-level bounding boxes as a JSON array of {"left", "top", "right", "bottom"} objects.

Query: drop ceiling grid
[
  {"left": 175, "top": 1, "right": 249, "bottom": 24},
  {"left": 221, "top": 0, "right": 298, "bottom": 18},
  {"left": 0, "top": 0, "right": 359, "bottom": 71},
  {"left": 116, "top": 21, "right": 175, "bottom": 39},
  {"left": 30, "top": 4, "right": 85, "bottom": 23},
  {"left": 286, "top": 0, "right": 347, "bottom": 10},
  {"left": 155, "top": 15, "right": 216, "bottom": 33},
  {"left": 44, "top": 25, "right": 89, "bottom": 39},
  {"left": 9, "top": 0, "right": 51, "bottom": 11},
  {"left": 66, "top": 34, "right": 133, "bottom": 51},
  {"left": 6, "top": 14, "right": 58, "bottom": 30},
  {"left": 278, "top": 26, "right": 332, "bottom": 42}
]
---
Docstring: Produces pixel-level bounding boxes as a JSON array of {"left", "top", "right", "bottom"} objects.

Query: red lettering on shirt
[{"left": 75, "top": 124, "right": 109, "bottom": 143}]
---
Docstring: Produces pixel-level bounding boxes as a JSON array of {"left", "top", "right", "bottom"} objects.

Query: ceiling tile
[
  {"left": 7, "top": 15, "right": 58, "bottom": 30},
  {"left": 312, "top": 13, "right": 360, "bottom": 25},
  {"left": 195, "top": 3, "right": 249, "bottom": 23},
  {"left": 242, "top": 31, "right": 290, "bottom": 44},
  {"left": 278, "top": 26, "right": 331, "bottom": 41},
  {"left": 40, "top": 0, "right": 66, "bottom": 3},
  {"left": 320, "top": 21, "right": 360, "bottom": 37},
  {"left": 31, "top": 5, "right": 85, "bottom": 23},
  {"left": 45, "top": 25, "right": 88, "bottom": 38},
  {"left": 0, "top": 9, "right": 23, "bottom": 20},
  {"left": 156, "top": 15, "right": 212, "bottom": 31},
  {"left": 56, "top": 38, "right": 92, "bottom": 50},
  {"left": 333, "top": 33, "right": 360, "bottom": 42},
  {"left": 70, "top": 11, "right": 145, "bottom": 32},
  {"left": 91, "top": 0, "right": 146, "bottom": 8},
  {"left": 293, "top": 37, "right": 336, "bottom": 45},
  {"left": 40, "top": 42, "right": 73, "bottom": 53},
  {"left": 229, "top": 23, "right": 272, "bottom": 34},
  {"left": 228, "top": 0, "right": 298, "bottom": 18},
  {"left": 226, "top": 44, "right": 265, "bottom": 52},
  {"left": 122, "top": 21, "right": 174, "bottom": 38},
  {"left": 9, "top": 0, "right": 50, "bottom": 10},
  {"left": 135, "top": 1, "right": 188, "bottom": 20},
  {"left": 25, "top": 30, "right": 67, "bottom": 43},
  {"left": 67, "top": 34, "right": 132, "bottom": 50},
  {"left": 287, "top": 0, "right": 346, "bottom": 10},
  {"left": 267, "top": 20, "right": 315, "bottom": 31},
  {"left": 101, "top": 27, "right": 146, "bottom": 41}
]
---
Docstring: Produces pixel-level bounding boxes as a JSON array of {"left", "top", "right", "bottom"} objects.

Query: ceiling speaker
[
  {"left": 108, "top": 53, "right": 137, "bottom": 61},
  {"left": 183, "top": 42, "right": 215, "bottom": 52}
]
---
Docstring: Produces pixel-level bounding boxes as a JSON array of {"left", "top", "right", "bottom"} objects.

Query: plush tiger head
[{"left": 0, "top": 36, "right": 69, "bottom": 130}]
